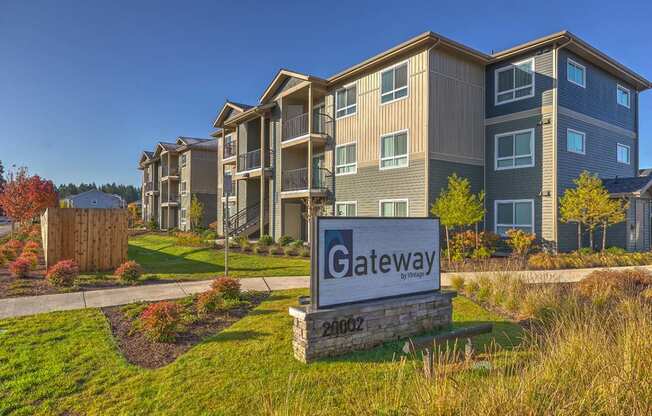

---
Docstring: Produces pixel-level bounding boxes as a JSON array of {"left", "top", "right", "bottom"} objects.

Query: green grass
[
  {"left": 78, "top": 234, "right": 311, "bottom": 283},
  {"left": 0, "top": 292, "right": 522, "bottom": 415}
]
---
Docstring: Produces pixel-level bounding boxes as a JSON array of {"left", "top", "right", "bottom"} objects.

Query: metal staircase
[{"left": 225, "top": 202, "right": 268, "bottom": 237}]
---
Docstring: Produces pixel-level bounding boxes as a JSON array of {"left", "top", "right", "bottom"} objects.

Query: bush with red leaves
[
  {"left": 139, "top": 301, "right": 182, "bottom": 342},
  {"left": 22, "top": 240, "right": 40, "bottom": 255},
  {"left": 46, "top": 260, "right": 79, "bottom": 287},
  {"left": 114, "top": 260, "right": 143, "bottom": 281},
  {"left": 210, "top": 276, "right": 241, "bottom": 300},
  {"left": 9, "top": 257, "right": 31, "bottom": 278},
  {"left": 19, "top": 252, "right": 38, "bottom": 269}
]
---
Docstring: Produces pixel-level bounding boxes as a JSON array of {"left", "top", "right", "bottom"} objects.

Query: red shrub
[
  {"left": 210, "top": 276, "right": 241, "bottom": 300},
  {"left": 0, "top": 244, "right": 18, "bottom": 261},
  {"left": 9, "top": 257, "right": 31, "bottom": 278},
  {"left": 196, "top": 289, "right": 223, "bottom": 315},
  {"left": 115, "top": 260, "right": 143, "bottom": 281},
  {"left": 46, "top": 260, "right": 79, "bottom": 287},
  {"left": 5, "top": 239, "right": 23, "bottom": 253},
  {"left": 19, "top": 252, "right": 38, "bottom": 269},
  {"left": 22, "top": 240, "right": 40, "bottom": 254},
  {"left": 140, "top": 301, "right": 182, "bottom": 342}
]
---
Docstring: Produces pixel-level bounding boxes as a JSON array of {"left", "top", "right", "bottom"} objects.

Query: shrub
[
  {"left": 115, "top": 260, "right": 143, "bottom": 281},
  {"left": 22, "top": 240, "right": 40, "bottom": 254},
  {"left": 0, "top": 254, "right": 5, "bottom": 267},
  {"left": 284, "top": 246, "right": 297, "bottom": 256},
  {"left": 471, "top": 246, "right": 492, "bottom": 260},
  {"left": 464, "top": 279, "right": 480, "bottom": 295},
  {"left": 605, "top": 246, "right": 626, "bottom": 255},
  {"left": 506, "top": 229, "right": 536, "bottom": 257},
  {"left": 0, "top": 244, "right": 18, "bottom": 261},
  {"left": 528, "top": 252, "right": 558, "bottom": 270},
  {"left": 258, "top": 235, "right": 274, "bottom": 247},
  {"left": 519, "top": 286, "right": 564, "bottom": 321},
  {"left": 578, "top": 269, "right": 652, "bottom": 304},
  {"left": 211, "top": 276, "right": 241, "bottom": 300},
  {"left": 175, "top": 232, "right": 204, "bottom": 247},
  {"left": 196, "top": 289, "right": 224, "bottom": 315},
  {"left": 9, "top": 257, "right": 31, "bottom": 278},
  {"left": 5, "top": 239, "right": 23, "bottom": 253},
  {"left": 201, "top": 229, "right": 217, "bottom": 240},
  {"left": 450, "top": 275, "right": 465, "bottom": 291},
  {"left": 220, "top": 298, "right": 252, "bottom": 311},
  {"left": 253, "top": 245, "right": 268, "bottom": 255},
  {"left": 46, "top": 260, "right": 79, "bottom": 287},
  {"left": 278, "top": 235, "right": 294, "bottom": 246},
  {"left": 19, "top": 252, "right": 38, "bottom": 269},
  {"left": 290, "top": 240, "right": 305, "bottom": 249},
  {"left": 299, "top": 247, "right": 310, "bottom": 258},
  {"left": 475, "top": 276, "right": 492, "bottom": 301},
  {"left": 270, "top": 245, "right": 285, "bottom": 256},
  {"left": 140, "top": 301, "right": 182, "bottom": 342},
  {"left": 146, "top": 219, "right": 159, "bottom": 231}
]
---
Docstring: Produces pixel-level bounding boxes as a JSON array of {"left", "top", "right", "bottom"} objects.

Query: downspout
[
  {"left": 424, "top": 38, "right": 441, "bottom": 217},
  {"left": 552, "top": 36, "right": 572, "bottom": 251}
]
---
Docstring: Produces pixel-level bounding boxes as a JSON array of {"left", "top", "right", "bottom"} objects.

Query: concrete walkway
[
  {"left": 2, "top": 264, "right": 651, "bottom": 320},
  {"left": 0, "top": 276, "right": 309, "bottom": 320}
]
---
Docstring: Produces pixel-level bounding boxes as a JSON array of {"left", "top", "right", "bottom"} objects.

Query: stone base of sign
[{"left": 289, "top": 291, "right": 456, "bottom": 363}]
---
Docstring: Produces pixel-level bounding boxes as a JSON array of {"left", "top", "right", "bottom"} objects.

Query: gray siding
[
  {"left": 558, "top": 49, "right": 637, "bottom": 131},
  {"left": 334, "top": 158, "right": 427, "bottom": 217},
  {"left": 486, "top": 49, "right": 554, "bottom": 118},
  {"left": 428, "top": 159, "right": 484, "bottom": 206},
  {"left": 485, "top": 116, "right": 544, "bottom": 241}
]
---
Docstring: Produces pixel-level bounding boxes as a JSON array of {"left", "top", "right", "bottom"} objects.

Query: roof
[
  {"left": 176, "top": 137, "right": 217, "bottom": 152},
  {"left": 212, "top": 101, "right": 255, "bottom": 128},
  {"left": 260, "top": 69, "right": 328, "bottom": 103},
  {"left": 65, "top": 189, "right": 123, "bottom": 202},
  {"left": 153, "top": 141, "right": 180, "bottom": 157},
  {"left": 603, "top": 176, "right": 652, "bottom": 197},
  {"left": 640, "top": 168, "right": 652, "bottom": 177}
]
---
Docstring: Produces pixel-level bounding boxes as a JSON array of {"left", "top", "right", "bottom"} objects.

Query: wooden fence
[{"left": 41, "top": 208, "right": 128, "bottom": 272}]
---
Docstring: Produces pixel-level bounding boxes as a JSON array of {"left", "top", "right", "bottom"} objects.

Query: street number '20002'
[{"left": 321, "top": 317, "right": 364, "bottom": 337}]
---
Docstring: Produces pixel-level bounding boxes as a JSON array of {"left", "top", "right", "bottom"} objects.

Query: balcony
[
  {"left": 223, "top": 141, "right": 236, "bottom": 161},
  {"left": 237, "top": 148, "right": 274, "bottom": 173},
  {"left": 144, "top": 182, "right": 159, "bottom": 194},
  {"left": 281, "top": 167, "right": 330, "bottom": 193},
  {"left": 282, "top": 112, "right": 332, "bottom": 142},
  {"left": 161, "top": 166, "right": 179, "bottom": 179},
  {"left": 161, "top": 194, "right": 180, "bottom": 206}
]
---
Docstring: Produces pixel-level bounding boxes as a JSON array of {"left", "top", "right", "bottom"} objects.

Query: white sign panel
[{"left": 315, "top": 217, "right": 440, "bottom": 308}]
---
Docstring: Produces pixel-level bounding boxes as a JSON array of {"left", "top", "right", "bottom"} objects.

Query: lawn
[
  {"left": 118, "top": 234, "right": 309, "bottom": 281},
  {"left": 0, "top": 292, "right": 522, "bottom": 415}
]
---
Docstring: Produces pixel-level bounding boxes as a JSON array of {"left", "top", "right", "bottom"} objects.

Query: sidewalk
[{"left": 0, "top": 276, "right": 309, "bottom": 320}]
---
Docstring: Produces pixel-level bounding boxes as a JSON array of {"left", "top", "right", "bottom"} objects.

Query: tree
[
  {"left": 189, "top": 194, "right": 204, "bottom": 231},
  {"left": 0, "top": 160, "right": 5, "bottom": 216},
  {"left": 430, "top": 174, "right": 485, "bottom": 262},
  {"left": 560, "top": 171, "right": 627, "bottom": 251},
  {"left": 0, "top": 167, "right": 58, "bottom": 226}
]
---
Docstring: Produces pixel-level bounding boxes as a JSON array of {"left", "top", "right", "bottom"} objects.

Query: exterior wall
[
  {"left": 428, "top": 159, "right": 484, "bottom": 207},
  {"left": 485, "top": 116, "right": 545, "bottom": 241},
  {"left": 68, "top": 191, "right": 123, "bottom": 209},
  {"left": 270, "top": 106, "right": 282, "bottom": 239}
]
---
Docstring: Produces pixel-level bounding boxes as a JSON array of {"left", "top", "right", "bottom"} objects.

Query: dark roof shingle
[{"left": 603, "top": 176, "right": 652, "bottom": 195}]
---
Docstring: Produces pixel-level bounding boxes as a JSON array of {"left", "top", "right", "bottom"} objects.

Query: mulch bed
[
  {"left": 0, "top": 266, "right": 60, "bottom": 298},
  {"left": 102, "top": 292, "right": 268, "bottom": 368}
]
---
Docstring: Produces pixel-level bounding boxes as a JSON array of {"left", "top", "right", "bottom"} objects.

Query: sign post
[{"left": 289, "top": 217, "right": 455, "bottom": 363}]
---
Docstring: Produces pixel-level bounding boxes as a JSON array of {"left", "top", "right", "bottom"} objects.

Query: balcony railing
[
  {"left": 162, "top": 166, "right": 179, "bottom": 177},
  {"left": 282, "top": 167, "right": 329, "bottom": 192},
  {"left": 144, "top": 182, "right": 158, "bottom": 192},
  {"left": 282, "top": 112, "right": 332, "bottom": 141},
  {"left": 223, "top": 141, "right": 236, "bottom": 159},
  {"left": 237, "top": 148, "right": 274, "bottom": 172}
]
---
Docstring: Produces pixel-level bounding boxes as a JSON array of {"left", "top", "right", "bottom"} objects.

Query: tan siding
[{"left": 540, "top": 112, "right": 555, "bottom": 245}]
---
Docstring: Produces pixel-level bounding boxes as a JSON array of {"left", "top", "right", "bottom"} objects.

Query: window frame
[
  {"left": 181, "top": 154, "right": 187, "bottom": 167},
  {"left": 494, "top": 57, "right": 536, "bottom": 106},
  {"left": 617, "top": 143, "right": 631, "bottom": 165},
  {"left": 180, "top": 208, "right": 187, "bottom": 223},
  {"left": 335, "top": 142, "right": 357, "bottom": 176},
  {"left": 180, "top": 181, "right": 187, "bottom": 195},
  {"left": 494, "top": 199, "right": 535, "bottom": 237},
  {"left": 379, "top": 129, "right": 409, "bottom": 171},
  {"left": 567, "top": 58, "right": 586, "bottom": 88},
  {"left": 494, "top": 128, "right": 535, "bottom": 171},
  {"left": 335, "top": 83, "right": 357, "bottom": 120},
  {"left": 378, "top": 199, "right": 409, "bottom": 217},
  {"left": 617, "top": 84, "right": 631, "bottom": 109},
  {"left": 379, "top": 60, "right": 409, "bottom": 105},
  {"left": 566, "top": 128, "right": 586, "bottom": 155},
  {"left": 335, "top": 201, "right": 357, "bottom": 217}
]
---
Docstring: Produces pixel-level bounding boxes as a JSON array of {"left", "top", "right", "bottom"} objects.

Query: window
[
  {"left": 617, "top": 84, "right": 631, "bottom": 108},
  {"left": 495, "top": 58, "right": 535, "bottom": 105},
  {"left": 335, "top": 143, "right": 357, "bottom": 175},
  {"left": 335, "top": 84, "right": 357, "bottom": 118},
  {"left": 181, "top": 154, "right": 187, "bottom": 167},
  {"left": 495, "top": 129, "right": 534, "bottom": 170},
  {"left": 181, "top": 181, "right": 187, "bottom": 195},
  {"left": 380, "top": 62, "right": 408, "bottom": 104},
  {"left": 567, "top": 59, "right": 586, "bottom": 88},
  {"left": 335, "top": 201, "right": 357, "bottom": 216},
  {"left": 495, "top": 200, "right": 534, "bottom": 236},
  {"left": 180, "top": 208, "right": 187, "bottom": 223},
  {"left": 380, "top": 130, "right": 408, "bottom": 169},
  {"left": 617, "top": 143, "right": 631, "bottom": 164},
  {"left": 567, "top": 129, "right": 586, "bottom": 155},
  {"left": 379, "top": 199, "right": 408, "bottom": 217}
]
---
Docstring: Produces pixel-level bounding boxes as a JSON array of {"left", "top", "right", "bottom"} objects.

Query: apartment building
[
  {"left": 212, "top": 30, "right": 651, "bottom": 252},
  {"left": 139, "top": 137, "right": 217, "bottom": 230}
]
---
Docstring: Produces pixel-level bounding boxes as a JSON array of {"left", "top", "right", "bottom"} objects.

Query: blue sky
[{"left": 1, "top": 0, "right": 651, "bottom": 187}]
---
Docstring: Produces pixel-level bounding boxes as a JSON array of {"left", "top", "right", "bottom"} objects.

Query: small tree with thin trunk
[
  {"left": 599, "top": 197, "right": 628, "bottom": 251},
  {"left": 430, "top": 174, "right": 485, "bottom": 262},
  {"left": 0, "top": 167, "right": 58, "bottom": 228},
  {"left": 189, "top": 194, "right": 204, "bottom": 231}
]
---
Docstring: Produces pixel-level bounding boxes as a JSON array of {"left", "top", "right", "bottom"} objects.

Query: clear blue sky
[{"left": 1, "top": 0, "right": 651, "bottom": 187}]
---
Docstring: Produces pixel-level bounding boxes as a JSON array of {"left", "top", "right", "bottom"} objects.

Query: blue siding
[{"left": 558, "top": 49, "right": 637, "bottom": 131}]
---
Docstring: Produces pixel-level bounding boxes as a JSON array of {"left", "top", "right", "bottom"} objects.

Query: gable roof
[
  {"left": 213, "top": 101, "right": 254, "bottom": 128},
  {"left": 603, "top": 176, "right": 652, "bottom": 197},
  {"left": 65, "top": 189, "right": 123, "bottom": 202},
  {"left": 640, "top": 168, "right": 652, "bottom": 177},
  {"left": 175, "top": 137, "right": 217, "bottom": 152},
  {"left": 260, "top": 69, "right": 328, "bottom": 103},
  {"left": 153, "top": 141, "right": 180, "bottom": 157}
]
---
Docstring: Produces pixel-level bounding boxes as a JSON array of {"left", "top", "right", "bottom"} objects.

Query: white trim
[
  {"left": 494, "top": 128, "right": 535, "bottom": 171},
  {"left": 281, "top": 133, "right": 310, "bottom": 145},
  {"left": 617, "top": 143, "right": 631, "bottom": 165},
  {"left": 335, "top": 142, "right": 357, "bottom": 176},
  {"left": 335, "top": 201, "right": 357, "bottom": 216},
  {"left": 566, "top": 58, "right": 586, "bottom": 88},
  {"left": 379, "top": 60, "right": 409, "bottom": 106},
  {"left": 617, "top": 84, "right": 631, "bottom": 109},
  {"left": 335, "top": 82, "right": 357, "bottom": 119},
  {"left": 494, "top": 57, "right": 535, "bottom": 106},
  {"left": 378, "top": 199, "right": 409, "bottom": 217},
  {"left": 566, "top": 128, "right": 586, "bottom": 155},
  {"left": 379, "top": 129, "right": 409, "bottom": 171},
  {"left": 494, "top": 199, "right": 535, "bottom": 236}
]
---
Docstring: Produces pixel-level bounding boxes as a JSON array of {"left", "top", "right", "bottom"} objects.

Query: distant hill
[{"left": 57, "top": 182, "right": 141, "bottom": 204}]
